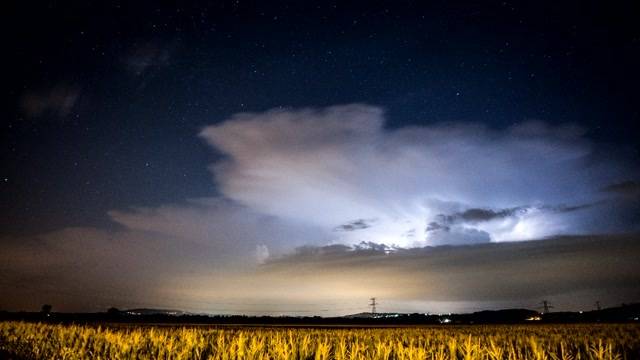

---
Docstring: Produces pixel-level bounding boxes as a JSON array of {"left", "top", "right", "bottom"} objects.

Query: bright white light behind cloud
[{"left": 199, "top": 104, "right": 622, "bottom": 247}]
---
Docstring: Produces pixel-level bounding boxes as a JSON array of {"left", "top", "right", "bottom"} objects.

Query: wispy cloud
[
  {"left": 603, "top": 180, "right": 640, "bottom": 199},
  {"left": 122, "top": 40, "right": 172, "bottom": 76},
  {"left": 20, "top": 84, "right": 80, "bottom": 119}
]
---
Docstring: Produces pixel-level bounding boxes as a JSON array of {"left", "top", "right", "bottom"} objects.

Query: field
[{"left": 1, "top": 321, "right": 639, "bottom": 360}]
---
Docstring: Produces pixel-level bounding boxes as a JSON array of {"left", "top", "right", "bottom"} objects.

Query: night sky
[{"left": 2, "top": 1, "right": 640, "bottom": 314}]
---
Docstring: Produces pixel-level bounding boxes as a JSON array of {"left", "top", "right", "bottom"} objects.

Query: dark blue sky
[{"left": 3, "top": 1, "right": 639, "bottom": 234}]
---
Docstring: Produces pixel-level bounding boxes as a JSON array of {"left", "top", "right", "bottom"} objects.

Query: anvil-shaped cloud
[{"left": 199, "top": 104, "right": 631, "bottom": 247}]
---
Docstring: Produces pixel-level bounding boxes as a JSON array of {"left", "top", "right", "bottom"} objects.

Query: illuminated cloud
[{"left": 200, "top": 104, "right": 631, "bottom": 246}]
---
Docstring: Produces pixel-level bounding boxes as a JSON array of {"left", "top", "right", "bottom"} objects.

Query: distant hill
[
  {"left": 454, "top": 309, "right": 541, "bottom": 323},
  {"left": 343, "top": 309, "right": 540, "bottom": 323},
  {"left": 122, "top": 308, "right": 190, "bottom": 316},
  {"left": 1, "top": 303, "right": 638, "bottom": 325},
  {"left": 343, "top": 312, "right": 377, "bottom": 319}
]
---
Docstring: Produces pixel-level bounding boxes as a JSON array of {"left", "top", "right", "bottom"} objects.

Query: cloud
[
  {"left": 603, "top": 180, "right": 640, "bottom": 199},
  {"left": 107, "top": 198, "right": 330, "bottom": 262},
  {"left": 0, "top": 227, "right": 169, "bottom": 311},
  {"left": 0, "top": 198, "right": 330, "bottom": 312},
  {"left": 256, "top": 244, "right": 270, "bottom": 264},
  {"left": 335, "top": 219, "right": 376, "bottom": 232},
  {"left": 449, "top": 207, "right": 526, "bottom": 222},
  {"left": 425, "top": 204, "right": 597, "bottom": 243},
  {"left": 2, "top": 104, "right": 638, "bottom": 313},
  {"left": 257, "top": 234, "right": 640, "bottom": 312},
  {"left": 2, "top": 225, "right": 638, "bottom": 313},
  {"left": 199, "top": 104, "right": 634, "bottom": 246},
  {"left": 20, "top": 84, "right": 80, "bottom": 118},
  {"left": 122, "top": 40, "right": 171, "bottom": 75}
]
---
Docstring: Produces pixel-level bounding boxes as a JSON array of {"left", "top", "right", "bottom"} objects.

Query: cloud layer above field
[
  {"left": 1, "top": 104, "right": 638, "bottom": 313},
  {"left": 255, "top": 234, "right": 640, "bottom": 309},
  {"left": 2, "top": 229, "right": 639, "bottom": 314}
]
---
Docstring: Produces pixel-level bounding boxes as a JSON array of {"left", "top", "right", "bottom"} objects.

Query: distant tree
[
  {"left": 41, "top": 304, "right": 52, "bottom": 317},
  {"left": 107, "top": 307, "right": 120, "bottom": 316}
]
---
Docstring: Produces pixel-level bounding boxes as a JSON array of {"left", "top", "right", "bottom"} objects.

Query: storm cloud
[
  {"left": 200, "top": 104, "right": 634, "bottom": 246},
  {"left": 1, "top": 104, "right": 638, "bottom": 313}
]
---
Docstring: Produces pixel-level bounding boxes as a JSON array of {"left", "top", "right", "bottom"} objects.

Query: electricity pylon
[
  {"left": 369, "top": 297, "right": 377, "bottom": 314},
  {"left": 540, "top": 300, "right": 554, "bottom": 314}
]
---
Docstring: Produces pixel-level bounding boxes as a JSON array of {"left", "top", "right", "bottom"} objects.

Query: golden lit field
[{"left": 1, "top": 321, "right": 639, "bottom": 360}]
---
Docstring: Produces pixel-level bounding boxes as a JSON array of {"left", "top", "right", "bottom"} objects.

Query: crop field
[{"left": 1, "top": 321, "right": 639, "bottom": 360}]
